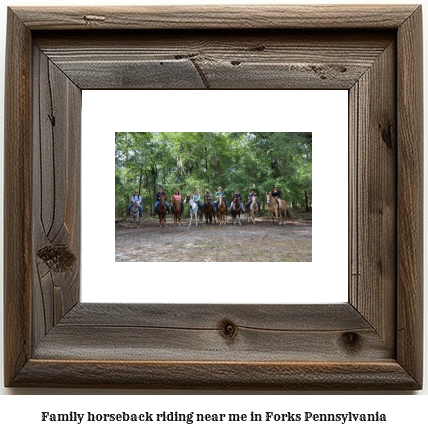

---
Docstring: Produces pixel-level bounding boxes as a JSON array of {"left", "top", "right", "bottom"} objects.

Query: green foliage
[{"left": 115, "top": 132, "right": 312, "bottom": 217}]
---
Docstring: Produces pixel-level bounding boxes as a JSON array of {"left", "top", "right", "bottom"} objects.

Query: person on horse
[
  {"left": 204, "top": 188, "right": 215, "bottom": 208},
  {"left": 172, "top": 190, "right": 184, "bottom": 213},
  {"left": 193, "top": 189, "right": 203, "bottom": 212},
  {"left": 214, "top": 187, "right": 228, "bottom": 211},
  {"left": 126, "top": 190, "right": 143, "bottom": 217},
  {"left": 272, "top": 186, "right": 282, "bottom": 204},
  {"left": 230, "top": 189, "right": 246, "bottom": 213},
  {"left": 246, "top": 189, "right": 261, "bottom": 213},
  {"left": 153, "top": 187, "right": 170, "bottom": 215}
]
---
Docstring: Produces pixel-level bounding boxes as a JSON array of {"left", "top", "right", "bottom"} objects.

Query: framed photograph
[{"left": 4, "top": 5, "right": 422, "bottom": 389}]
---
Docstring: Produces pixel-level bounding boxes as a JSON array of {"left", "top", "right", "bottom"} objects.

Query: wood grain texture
[
  {"left": 4, "top": 8, "right": 32, "bottom": 388},
  {"left": 32, "top": 46, "right": 81, "bottom": 348},
  {"left": 34, "top": 31, "right": 393, "bottom": 90},
  {"left": 32, "top": 304, "right": 391, "bottom": 362},
  {"left": 12, "top": 361, "right": 419, "bottom": 390},
  {"left": 396, "top": 6, "right": 423, "bottom": 387},
  {"left": 4, "top": 6, "right": 423, "bottom": 390},
  {"left": 60, "top": 303, "right": 370, "bottom": 329},
  {"left": 349, "top": 41, "right": 396, "bottom": 351},
  {"left": 11, "top": 5, "right": 419, "bottom": 30}
]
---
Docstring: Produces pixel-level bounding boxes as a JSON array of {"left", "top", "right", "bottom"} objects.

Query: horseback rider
[
  {"left": 126, "top": 190, "right": 143, "bottom": 217},
  {"left": 172, "top": 190, "right": 184, "bottom": 213},
  {"left": 272, "top": 186, "right": 282, "bottom": 204},
  {"left": 193, "top": 189, "right": 203, "bottom": 212},
  {"left": 153, "top": 187, "right": 170, "bottom": 215},
  {"left": 204, "top": 188, "right": 215, "bottom": 208},
  {"left": 214, "top": 187, "right": 228, "bottom": 211},
  {"left": 246, "top": 189, "right": 261, "bottom": 213},
  {"left": 230, "top": 189, "right": 246, "bottom": 213}
]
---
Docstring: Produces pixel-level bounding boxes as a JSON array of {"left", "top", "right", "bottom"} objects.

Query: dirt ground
[{"left": 115, "top": 212, "right": 312, "bottom": 262}]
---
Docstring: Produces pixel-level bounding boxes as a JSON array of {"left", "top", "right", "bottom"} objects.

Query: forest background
[{"left": 115, "top": 132, "right": 312, "bottom": 217}]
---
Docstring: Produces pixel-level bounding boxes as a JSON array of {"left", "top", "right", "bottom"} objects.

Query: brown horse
[
  {"left": 266, "top": 192, "right": 292, "bottom": 226},
  {"left": 231, "top": 197, "right": 242, "bottom": 226},
  {"left": 203, "top": 197, "right": 216, "bottom": 225},
  {"left": 170, "top": 196, "right": 182, "bottom": 227},
  {"left": 156, "top": 196, "right": 167, "bottom": 227},
  {"left": 216, "top": 196, "right": 226, "bottom": 225}
]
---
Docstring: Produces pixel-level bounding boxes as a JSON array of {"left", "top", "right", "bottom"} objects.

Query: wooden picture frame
[{"left": 4, "top": 5, "right": 423, "bottom": 389}]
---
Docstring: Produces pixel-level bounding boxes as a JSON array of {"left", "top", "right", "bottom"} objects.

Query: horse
[
  {"left": 170, "top": 196, "right": 182, "bottom": 227},
  {"left": 230, "top": 197, "right": 243, "bottom": 226},
  {"left": 156, "top": 196, "right": 167, "bottom": 227},
  {"left": 216, "top": 195, "right": 226, "bottom": 225},
  {"left": 278, "top": 198, "right": 293, "bottom": 224},
  {"left": 247, "top": 195, "right": 258, "bottom": 224},
  {"left": 183, "top": 195, "right": 198, "bottom": 226},
  {"left": 266, "top": 192, "right": 292, "bottom": 226},
  {"left": 203, "top": 197, "right": 216, "bottom": 225},
  {"left": 129, "top": 200, "right": 140, "bottom": 224}
]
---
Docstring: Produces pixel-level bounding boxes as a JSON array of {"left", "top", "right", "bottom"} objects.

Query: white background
[
  {"left": 0, "top": 0, "right": 427, "bottom": 429},
  {"left": 82, "top": 89, "right": 348, "bottom": 304}
]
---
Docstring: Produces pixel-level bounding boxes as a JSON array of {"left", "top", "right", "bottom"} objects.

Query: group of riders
[{"left": 127, "top": 186, "right": 283, "bottom": 217}]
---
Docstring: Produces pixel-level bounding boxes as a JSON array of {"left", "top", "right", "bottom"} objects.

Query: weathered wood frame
[{"left": 4, "top": 5, "right": 423, "bottom": 389}]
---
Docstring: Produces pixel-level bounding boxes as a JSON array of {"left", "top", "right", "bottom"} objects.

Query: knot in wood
[
  {"left": 341, "top": 332, "right": 361, "bottom": 350},
  {"left": 219, "top": 320, "right": 238, "bottom": 340},
  {"left": 378, "top": 123, "right": 393, "bottom": 149},
  {"left": 37, "top": 245, "right": 76, "bottom": 272}
]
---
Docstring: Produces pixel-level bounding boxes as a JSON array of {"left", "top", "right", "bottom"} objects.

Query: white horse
[
  {"left": 183, "top": 195, "right": 198, "bottom": 226},
  {"left": 129, "top": 200, "right": 141, "bottom": 224},
  {"left": 247, "top": 196, "right": 258, "bottom": 225}
]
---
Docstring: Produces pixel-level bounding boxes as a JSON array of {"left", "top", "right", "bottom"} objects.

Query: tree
[{"left": 115, "top": 132, "right": 312, "bottom": 216}]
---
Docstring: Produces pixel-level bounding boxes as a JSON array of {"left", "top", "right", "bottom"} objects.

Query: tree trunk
[
  {"left": 304, "top": 190, "right": 309, "bottom": 212},
  {"left": 205, "top": 146, "right": 209, "bottom": 184},
  {"left": 152, "top": 166, "right": 157, "bottom": 197}
]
